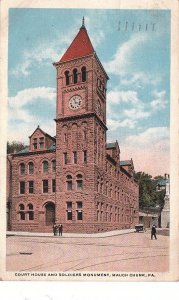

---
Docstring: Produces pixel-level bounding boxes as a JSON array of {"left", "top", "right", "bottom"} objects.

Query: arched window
[
  {"left": 19, "top": 203, "right": 25, "bottom": 220},
  {"left": 73, "top": 68, "right": 78, "bottom": 84},
  {"left": 76, "top": 174, "right": 83, "bottom": 190},
  {"left": 19, "top": 163, "right": 25, "bottom": 175},
  {"left": 65, "top": 70, "right": 70, "bottom": 85},
  {"left": 43, "top": 160, "right": 48, "bottom": 173},
  {"left": 19, "top": 203, "right": 25, "bottom": 210},
  {"left": 28, "top": 162, "right": 34, "bottom": 174},
  {"left": 52, "top": 160, "right": 56, "bottom": 172},
  {"left": 27, "top": 203, "right": 33, "bottom": 210},
  {"left": 66, "top": 175, "right": 72, "bottom": 190},
  {"left": 81, "top": 66, "right": 86, "bottom": 82}
]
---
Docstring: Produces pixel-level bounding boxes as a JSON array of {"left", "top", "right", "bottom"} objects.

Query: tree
[
  {"left": 7, "top": 141, "right": 27, "bottom": 154},
  {"left": 134, "top": 172, "right": 166, "bottom": 210}
]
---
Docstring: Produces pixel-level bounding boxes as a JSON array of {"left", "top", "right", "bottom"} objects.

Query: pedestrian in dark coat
[
  {"left": 151, "top": 225, "right": 157, "bottom": 240},
  {"left": 53, "top": 223, "right": 57, "bottom": 236},
  {"left": 58, "top": 224, "right": 63, "bottom": 236}
]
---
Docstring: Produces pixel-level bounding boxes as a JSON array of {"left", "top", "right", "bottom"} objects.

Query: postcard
[{"left": 0, "top": 0, "right": 179, "bottom": 281}]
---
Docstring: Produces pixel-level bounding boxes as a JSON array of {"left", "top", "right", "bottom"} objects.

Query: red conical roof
[{"left": 59, "top": 25, "right": 94, "bottom": 62}]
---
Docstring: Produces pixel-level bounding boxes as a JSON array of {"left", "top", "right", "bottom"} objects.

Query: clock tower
[{"left": 53, "top": 18, "right": 109, "bottom": 232}]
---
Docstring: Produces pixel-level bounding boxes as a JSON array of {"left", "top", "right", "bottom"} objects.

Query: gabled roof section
[
  {"left": 59, "top": 23, "right": 94, "bottom": 63},
  {"left": 120, "top": 159, "right": 134, "bottom": 168},
  {"left": 29, "top": 125, "right": 56, "bottom": 142},
  {"left": 106, "top": 142, "right": 117, "bottom": 149}
]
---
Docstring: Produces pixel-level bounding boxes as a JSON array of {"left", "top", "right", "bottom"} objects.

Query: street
[{"left": 6, "top": 232, "right": 169, "bottom": 272}]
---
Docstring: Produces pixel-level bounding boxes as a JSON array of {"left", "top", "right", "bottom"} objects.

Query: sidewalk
[{"left": 6, "top": 228, "right": 135, "bottom": 238}]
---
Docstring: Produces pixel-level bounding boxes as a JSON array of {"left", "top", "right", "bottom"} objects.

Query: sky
[{"left": 8, "top": 9, "right": 170, "bottom": 176}]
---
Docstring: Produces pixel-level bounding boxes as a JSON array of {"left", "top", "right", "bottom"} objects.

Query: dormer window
[
  {"left": 39, "top": 137, "right": 44, "bottom": 149},
  {"left": 81, "top": 66, "right": 86, "bottom": 82},
  {"left": 33, "top": 138, "right": 37, "bottom": 150}
]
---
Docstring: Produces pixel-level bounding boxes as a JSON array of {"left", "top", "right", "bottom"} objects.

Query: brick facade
[{"left": 7, "top": 22, "right": 139, "bottom": 233}]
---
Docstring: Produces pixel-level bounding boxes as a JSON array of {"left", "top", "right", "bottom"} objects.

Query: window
[
  {"left": 64, "top": 152, "right": 67, "bottom": 164},
  {"left": 33, "top": 138, "right": 37, "bottom": 150},
  {"left": 81, "top": 66, "right": 86, "bottom": 82},
  {"left": 73, "top": 68, "right": 78, "bottom": 84},
  {"left": 66, "top": 175, "right": 72, "bottom": 191},
  {"left": 73, "top": 151, "right": 77, "bottom": 164},
  {"left": 100, "top": 179, "right": 103, "bottom": 194},
  {"left": 76, "top": 201, "right": 83, "bottom": 220},
  {"left": 28, "top": 162, "right": 34, "bottom": 174},
  {"left": 97, "top": 176, "right": 100, "bottom": 192},
  {"left": 76, "top": 174, "right": 83, "bottom": 190},
  {"left": 39, "top": 137, "right": 44, "bottom": 149},
  {"left": 109, "top": 184, "right": 112, "bottom": 197},
  {"left": 19, "top": 203, "right": 25, "bottom": 220},
  {"left": 29, "top": 181, "right": 34, "bottom": 194},
  {"left": 83, "top": 150, "right": 87, "bottom": 163},
  {"left": 43, "top": 160, "right": 48, "bottom": 173},
  {"left": 64, "top": 133, "right": 67, "bottom": 142},
  {"left": 19, "top": 163, "right": 25, "bottom": 175},
  {"left": 65, "top": 71, "right": 70, "bottom": 85},
  {"left": 43, "top": 180, "right": 48, "bottom": 193},
  {"left": 105, "top": 181, "right": 108, "bottom": 195},
  {"left": 19, "top": 203, "right": 24, "bottom": 210},
  {"left": 28, "top": 203, "right": 33, "bottom": 210},
  {"left": 19, "top": 212, "right": 25, "bottom": 220},
  {"left": 66, "top": 202, "right": 72, "bottom": 220},
  {"left": 20, "top": 181, "right": 25, "bottom": 194},
  {"left": 27, "top": 203, "right": 34, "bottom": 220},
  {"left": 52, "top": 179, "right": 56, "bottom": 192},
  {"left": 52, "top": 160, "right": 56, "bottom": 172},
  {"left": 83, "top": 128, "right": 87, "bottom": 140},
  {"left": 28, "top": 211, "right": 34, "bottom": 220}
]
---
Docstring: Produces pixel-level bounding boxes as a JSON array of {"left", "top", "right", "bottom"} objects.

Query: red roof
[{"left": 59, "top": 26, "right": 94, "bottom": 62}]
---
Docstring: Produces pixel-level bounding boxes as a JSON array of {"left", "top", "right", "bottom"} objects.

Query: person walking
[
  {"left": 58, "top": 224, "right": 63, "bottom": 236},
  {"left": 53, "top": 223, "right": 57, "bottom": 236},
  {"left": 151, "top": 224, "right": 157, "bottom": 240}
]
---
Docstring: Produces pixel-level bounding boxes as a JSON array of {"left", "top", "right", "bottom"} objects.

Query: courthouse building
[{"left": 7, "top": 20, "right": 139, "bottom": 233}]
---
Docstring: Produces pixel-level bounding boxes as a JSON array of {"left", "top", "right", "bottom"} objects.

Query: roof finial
[{"left": 81, "top": 16, "right": 85, "bottom": 28}]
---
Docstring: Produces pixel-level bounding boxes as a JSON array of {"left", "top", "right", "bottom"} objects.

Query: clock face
[{"left": 69, "top": 95, "right": 82, "bottom": 110}]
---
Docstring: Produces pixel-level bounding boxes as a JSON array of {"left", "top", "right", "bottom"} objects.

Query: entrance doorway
[{"left": 45, "top": 202, "right": 55, "bottom": 226}]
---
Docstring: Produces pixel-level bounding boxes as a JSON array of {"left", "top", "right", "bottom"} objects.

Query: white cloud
[
  {"left": 9, "top": 87, "right": 56, "bottom": 119},
  {"left": 150, "top": 90, "right": 168, "bottom": 110},
  {"left": 8, "top": 87, "right": 56, "bottom": 143},
  {"left": 107, "top": 90, "right": 140, "bottom": 105},
  {"left": 107, "top": 118, "right": 136, "bottom": 131},
  {"left": 126, "top": 127, "right": 169, "bottom": 149},
  {"left": 121, "top": 127, "right": 169, "bottom": 176},
  {"left": 120, "top": 72, "right": 161, "bottom": 89},
  {"left": 10, "top": 19, "right": 80, "bottom": 77},
  {"left": 106, "top": 87, "right": 168, "bottom": 131},
  {"left": 106, "top": 89, "right": 152, "bottom": 130},
  {"left": 123, "top": 108, "right": 151, "bottom": 120},
  {"left": 103, "top": 33, "right": 148, "bottom": 75}
]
